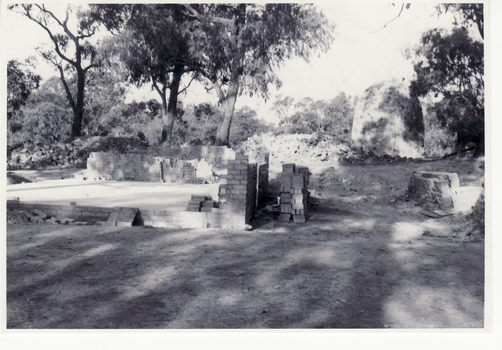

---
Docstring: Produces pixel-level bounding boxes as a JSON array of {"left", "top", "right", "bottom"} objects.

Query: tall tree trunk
[
  {"left": 215, "top": 72, "right": 239, "bottom": 146},
  {"left": 72, "top": 68, "right": 85, "bottom": 138},
  {"left": 473, "top": 129, "right": 484, "bottom": 158},
  {"left": 159, "top": 89, "right": 169, "bottom": 146},
  {"left": 164, "top": 65, "right": 184, "bottom": 146}
]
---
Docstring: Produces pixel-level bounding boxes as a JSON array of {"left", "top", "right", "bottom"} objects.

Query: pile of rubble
[
  {"left": 7, "top": 136, "right": 148, "bottom": 170},
  {"left": 238, "top": 133, "right": 424, "bottom": 166},
  {"left": 339, "top": 147, "right": 419, "bottom": 164},
  {"left": 7, "top": 208, "right": 99, "bottom": 226},
  {"left": 238, "top": 133, "right": 346, "bottom": 166}
]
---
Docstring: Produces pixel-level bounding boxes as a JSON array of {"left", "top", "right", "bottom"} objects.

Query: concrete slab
[{"left": 6, "top": 176, "right": 220, "bottom": 212}]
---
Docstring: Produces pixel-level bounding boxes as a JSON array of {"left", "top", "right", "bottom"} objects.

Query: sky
[{"left": 2, "top": 2, "right": 464, "bottom": 123}]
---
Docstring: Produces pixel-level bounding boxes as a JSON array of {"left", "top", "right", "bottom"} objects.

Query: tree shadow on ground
[{"left": 7, "top": 203, "right": 484, "bottom": 329}]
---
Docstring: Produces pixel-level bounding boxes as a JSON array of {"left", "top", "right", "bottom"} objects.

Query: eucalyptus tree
[
  {"left": 435, "top": 4, "right": 483, "bottom": 40},
  {"left": 271, "top": 95, "right": 295, "bottom": 134},
  {"left": 7, "top": 58, "right": 41, "bottom": 119},
  {"left": 183, "top": 3, "right": 334, "bottom": 145},
  {"left": 9, "top": 4, "right": 101, "bottom": 137},
  {"left": 89, "top": 4, "right": 201, "bottom": 145},
  {"left": 407, "top": 3, "right": 484, "bottom": 156}
]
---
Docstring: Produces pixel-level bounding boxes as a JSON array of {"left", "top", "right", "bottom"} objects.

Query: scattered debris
[{"left": 420, "top": 210, "right": 454, "bottom": 218}]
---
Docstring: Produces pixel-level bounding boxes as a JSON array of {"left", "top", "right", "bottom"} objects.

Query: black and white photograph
[{"left": 1, "top": 0, "right": 498, "bottom": 347}]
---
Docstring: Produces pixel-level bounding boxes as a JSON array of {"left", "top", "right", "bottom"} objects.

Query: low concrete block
[
  {"left": 106, "top": 209, "right": 120, "bottom": 226},
  {"left": 32, "top": 209, "right": 48, "bottom": 219},
  {"left": 70, "top": 221, "right": 88, "bottom": 226},
  {"left": 282, "top": 163, "right": 296, "bottom": 173},
  {"left": 293, "top": 214, "right": 306, "bottom": 223},
  {"left": 278, "top": 213, "right": 292, "bottom": 222}
]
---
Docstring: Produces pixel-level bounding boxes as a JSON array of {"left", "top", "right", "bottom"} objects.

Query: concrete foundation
[{"left": 7, "top": 146, "right": 270, "bottom": 230}]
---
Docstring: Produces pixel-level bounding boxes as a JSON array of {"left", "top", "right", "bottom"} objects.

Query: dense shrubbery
[{"left": 8, "top": 77, "right": 72, "bottom": 147}]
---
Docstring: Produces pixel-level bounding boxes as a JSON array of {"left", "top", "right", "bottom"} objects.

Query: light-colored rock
[{"left": 351, "top": 79, "right": 424, "bottom": 158}]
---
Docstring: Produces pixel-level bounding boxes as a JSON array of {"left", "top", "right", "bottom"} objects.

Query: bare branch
[
  {"left": 151, "top": 77, "right": 164, "bottom": 98},
  {"left": 83, "top": 63, "right": 98, "bottom": 73},
  {"left": 36, "top": 4, "right": 77, "bottom": 42},
  {"left": 25, "top": 5, "right": 77, "bottom": 66},
  {"left": 57, "top": 65, "right": 77, "bottom": 113},
  {"left": 77, "top": 27, "right": 98, "bottom": 40},
  {"left": 178, "top": 74, "right": 196, "bottom": 95},
  {"left": 371, "top": 3, "right": 405, "bottom": 33}
]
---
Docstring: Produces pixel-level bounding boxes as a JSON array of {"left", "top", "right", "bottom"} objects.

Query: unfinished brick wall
[
  {"left": 87, "top": 153, "right": 163, "bottom": 181},
  {"left": 84, "top": 146, "right": 269, "bottom": 228},
  {"left": 216, "top": 153, "right": 269, "bottom": 225},
  {"left": 407, "top": 171, "right": 459, "bottom": 211},
  {"left": 87, "top": 146, "right": 236, "bottom": 183}
]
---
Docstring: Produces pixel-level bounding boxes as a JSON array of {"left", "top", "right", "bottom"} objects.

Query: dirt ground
[{"left": 6, "top": 158, "right": 485, "bottom": 329}]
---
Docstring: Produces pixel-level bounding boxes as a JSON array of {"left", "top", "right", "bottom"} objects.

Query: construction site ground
[{"left": 5, "top": 157, "right": 485, "bottom": 329}]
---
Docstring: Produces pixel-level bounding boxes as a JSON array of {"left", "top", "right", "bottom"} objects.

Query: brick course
[{"left": 87, "top": 146, "right": 237, "bottom": 184}]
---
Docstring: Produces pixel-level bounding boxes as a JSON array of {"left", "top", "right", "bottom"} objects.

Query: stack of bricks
[
  {"left": 279, "top": 163, "right": 309, "bottom": 223},
  {"left": 186, "top": 195, "right": 207, "bottom": 212},
  {"left": 407, "top": 171, "right": 460, "bottom": 211},
  {"left": 178, "top": 195, "right": 241, "bottom": 229},
  {"left": 186, "top": 196, "right": 227, "bottom": 214}
]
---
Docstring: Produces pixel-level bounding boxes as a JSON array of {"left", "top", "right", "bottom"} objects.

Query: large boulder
[{"left": 351, "top": 80, "right": 424, "bottom": 158}]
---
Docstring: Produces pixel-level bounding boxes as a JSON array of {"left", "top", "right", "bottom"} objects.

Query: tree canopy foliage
[
  {"left": 8, "top": 3, "right": 333, "bottom": 147},
  {"left": 435, "top": 4, "right": 483, "bottom": 40},
  {"left": 12, "top": 76, "right": 73, "bottom": 144},
  {"left": 90, "top": 4, "right": 201, "bottom": 145},
  {"left": 409, "top": 6, "right": 484, "bottom": 156},
  {"left": 183, "top": 3, "right": 334, "bottom": 145},
  {"left": 7, "top": 58, "right": 41, "bottom": 118}
]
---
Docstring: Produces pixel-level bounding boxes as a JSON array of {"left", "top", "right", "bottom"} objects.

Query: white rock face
[{"left": 351, "top": 80, "right": 424, "bottom": 158}]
